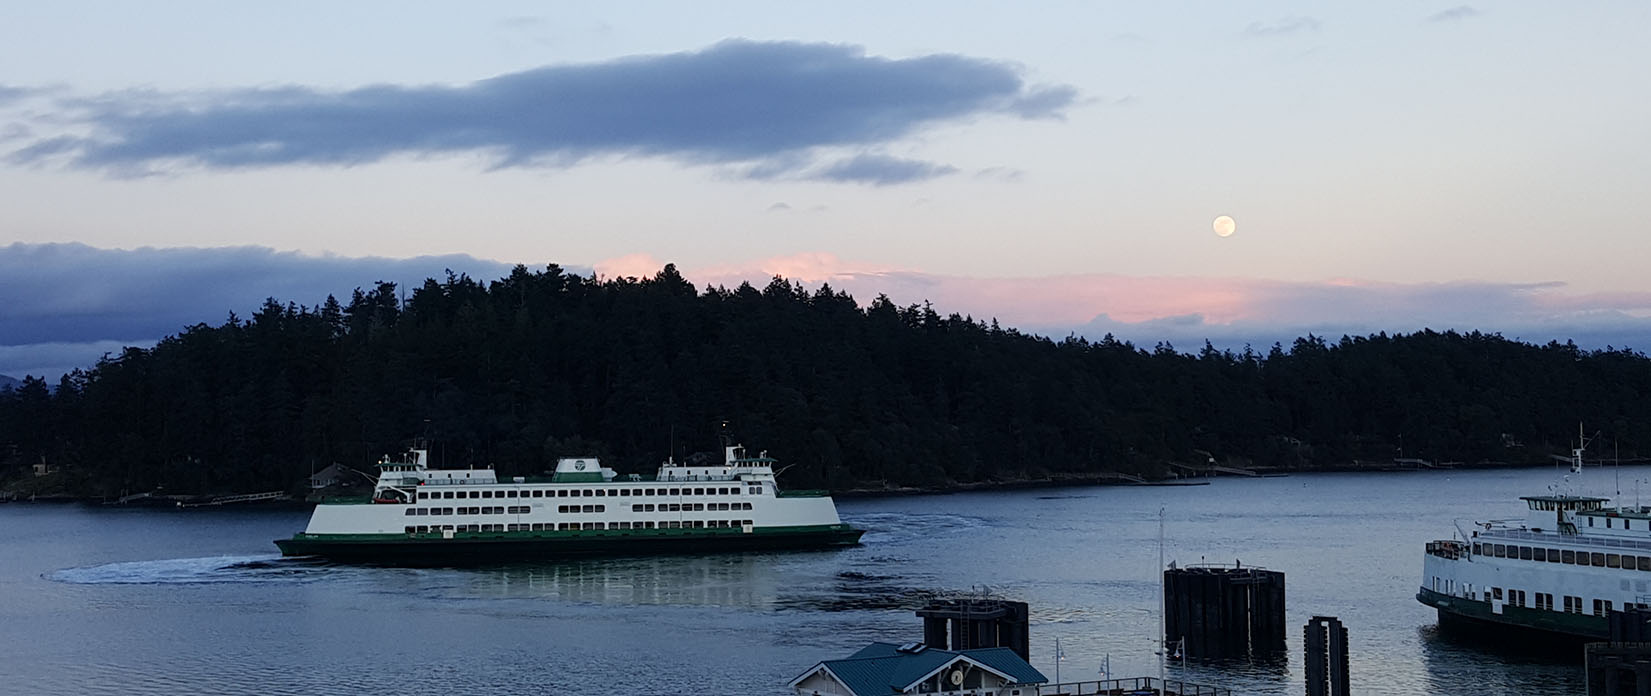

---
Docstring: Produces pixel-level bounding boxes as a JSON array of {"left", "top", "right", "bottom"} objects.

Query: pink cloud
[{"left": 595, "top": 252, "right": 1651, "bottom": 349}]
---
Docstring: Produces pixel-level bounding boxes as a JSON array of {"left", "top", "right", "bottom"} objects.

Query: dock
[{"left": 176, "top": 491, "right": 290, "bottom": 508}]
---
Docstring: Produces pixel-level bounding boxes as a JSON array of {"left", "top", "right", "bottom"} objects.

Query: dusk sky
[{"left": 4, "top": 2, "right": 1650, "bottom": 378}]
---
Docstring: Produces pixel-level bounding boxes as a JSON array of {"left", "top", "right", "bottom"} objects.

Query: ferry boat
[
  {"left": 1418, "top": 439, "right": 1649, "bottom": 639},
  {"left": 275, "top": 442, "right": 865, "bottom": 563}
]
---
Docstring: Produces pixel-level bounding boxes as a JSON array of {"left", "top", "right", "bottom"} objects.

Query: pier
[{"left": 176, "top": 491, "right": 289, "bottom": 508}]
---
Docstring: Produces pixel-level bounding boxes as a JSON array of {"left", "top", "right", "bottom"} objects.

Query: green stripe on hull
[
  {"left": 275, "top": 524, "right": 864, "bottom": 563},
  {"left": 1416, "top": 587, "right": 1607, "bottom": 640}
]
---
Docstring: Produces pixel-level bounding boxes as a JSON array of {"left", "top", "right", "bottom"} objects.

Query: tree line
[{"left": 3, "top": 263, "right": 1649, "bottom": 497}]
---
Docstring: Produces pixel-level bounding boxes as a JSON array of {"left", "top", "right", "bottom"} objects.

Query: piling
[
  {"left": 1304, "top": 615, "right": 1350, "bottom": 696},
  {"left": 914, "top": 598, "right": 1031, "bottom": 661},
  {"left": 1163, "top": 564, "right": 1286, "bottom": 659}
]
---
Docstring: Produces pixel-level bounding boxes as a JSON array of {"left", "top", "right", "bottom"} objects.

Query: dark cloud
[
  {"left": 0, "top": 243, "right": 560, "bottom": 378},
  {"left": 1427, "top": 6, "right": 1480, "bottom": 22},
  {"left": 813, "top": 154, "right": 958, "bottom": 186},
  {"left": 9, "top": 40, "right": 1074, "bottom": 181},
  {"left": 1244, "top": 17, "right": 1322, "bottom": 37},
  {"left": 0, "top": 85, "right": 50, "bottom": 106}
]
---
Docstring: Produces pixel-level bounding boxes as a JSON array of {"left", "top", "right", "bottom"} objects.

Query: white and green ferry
[
  {"left": 275, "top": 443, "right": 864, "bottom": 563},
  {"left": 1418, "top": 443, "right": 1651, "bottom": 640}
]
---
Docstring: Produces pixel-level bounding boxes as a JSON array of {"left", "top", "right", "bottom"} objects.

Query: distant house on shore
[
  {"left": 789, "top": 642, "right": 1046, "bottom": 696},
  {"left": 309, "top": 463, "right": 348, "bottom": 489},
  {"left": 32, "top": 456, "right": 50, "bottom": 477}
]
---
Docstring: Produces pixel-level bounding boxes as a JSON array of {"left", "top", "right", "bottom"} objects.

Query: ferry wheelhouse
[
  {"left": 1418, "top": 446, "right": 1651, "bottom": 639},
  {"left": 275, "top": 443, "right": 864, "bottom": 563}
]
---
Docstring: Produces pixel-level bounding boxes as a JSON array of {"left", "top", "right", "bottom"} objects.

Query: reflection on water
[{"left": 1418, "top": 623, "right": 1585, "bottom": 693}]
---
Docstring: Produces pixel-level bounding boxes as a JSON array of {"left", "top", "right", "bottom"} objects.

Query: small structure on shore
[
  {"left": 308, "top": 463, "right": 348, "bottom": 489},
  {"left": 788, "top": 642, "right": 1046, "bottom": 696}
]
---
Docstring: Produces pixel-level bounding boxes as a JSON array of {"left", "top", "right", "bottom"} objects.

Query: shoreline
[{"left": 7, "top": 456, "right": 1647, "bottom": 506}]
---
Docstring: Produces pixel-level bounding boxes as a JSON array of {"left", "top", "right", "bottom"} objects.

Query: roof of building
[{"left": 790, "top": 642, "right": 1046, "bottom": 695}]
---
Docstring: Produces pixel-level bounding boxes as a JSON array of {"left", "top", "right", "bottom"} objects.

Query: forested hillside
[{"left": 3, "top": 263, "right": 1649, "bottom": 497}]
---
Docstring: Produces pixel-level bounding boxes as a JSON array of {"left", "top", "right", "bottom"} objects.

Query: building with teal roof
[{"left": 789, "top": 641, "right": 1047, "bottom": 695}]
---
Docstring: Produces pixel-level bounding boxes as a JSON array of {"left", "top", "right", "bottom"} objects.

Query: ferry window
[
  {"left": 1472, "top": 543, "right": 1482, "bottom": 555},
  {"left": 1492, "top": 587, "right": 1502, "bottom": 600},
  {"left": 1590, "top": 517, "right": 1595, "bottom": 527},
  {"left": 595, "top": 489, "right": 605, "bottom": 497},
  {"left": 1593, "top": 553, "right": 1607, "bottom": 566},
  {"left": 620, "top": 489, "right": 631, "bottom": 497},
  {"left": 583, "top": 489, "right": 594, "bottom": 497},
  {"left": 1609, "top": 518, "right": 1614, "bottom": 528},
  {"left": 633, "top": 504, "right": 645, "bottom": 512},
  {"left": 694, "top": 503, "right": 705, "bottom": 511},
  {"left": 1640, "top": 557, "right": 1651, "bottom": 571},
  {"left": 694, "top": 488, "right": 705, "bottom": 495},
  {"left": 579, "top": 504, "right": 592, "bottom": 513},
  {"left": 1519, "top": 547, "right": 1532, "bottom": 561},
  {"left": 507, "top": 490, "right": 517, "bottom": 498},
  {"left": 743, "top": 503, "right": 753, "bottom": 510},
  {"left": 644, "top": 489, "right": 655, "bottom": 496},
  {"left": 1547, "top": 548, "right": 1560, "bottom": 563},
  {"left": 1611, "top": 554, "right": 1624, "bottom": 568},
  {"left": 1563, "top": 550, "right": 1576, "bottom": 563},
  {"left": 667, "top": 488, "right": 679, "bottom": 495},
  {"left": 405, "top": 508, "right": 416, "bottom": 516},
  {"left": 1492, "top": 544, "right": 1505, "bottom": 557},
  {"left": 405, "top": 526, "right": 416, "bottom": 534}
]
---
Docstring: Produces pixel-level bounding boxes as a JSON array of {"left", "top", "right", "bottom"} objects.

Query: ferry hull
[
  {"left": 275, "top": 524, "right": 864, "bottom": 564},
  {"left": 1416, "top": 587, "right": 1607, "bottom": 641}
]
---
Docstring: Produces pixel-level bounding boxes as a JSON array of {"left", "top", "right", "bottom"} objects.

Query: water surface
[{"left": 2, "top": 464, "right": 1617, "bottom": 694}]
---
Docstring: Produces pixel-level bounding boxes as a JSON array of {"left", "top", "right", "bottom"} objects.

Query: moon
[{"left": 1213, "top": 215, "right": 1236, "bottom": 238}]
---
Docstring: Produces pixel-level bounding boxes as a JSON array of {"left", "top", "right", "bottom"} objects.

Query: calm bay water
[{"left": 1, "top": 465, "right": 1616, "bottom": 695}]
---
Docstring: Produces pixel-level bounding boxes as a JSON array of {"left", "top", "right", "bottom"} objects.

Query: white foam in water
[{"left": 49, "top": 554, "right": 309, "bottom": 585}]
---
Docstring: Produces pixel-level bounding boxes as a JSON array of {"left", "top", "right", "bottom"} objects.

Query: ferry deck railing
[
  {"left": 1481, "top": 528, "right": 1651, "bottom": 553},
  {"left": 1034, "top": 678, "right": 1231, "bottom": 696},
  {"left": 913, "top": 679, "right": 1228, "bottom": 696}
]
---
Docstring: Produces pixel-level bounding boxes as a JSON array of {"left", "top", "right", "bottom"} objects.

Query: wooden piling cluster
[{"left": 1163, "top": 565, "right": 1286, "bottom": 660}]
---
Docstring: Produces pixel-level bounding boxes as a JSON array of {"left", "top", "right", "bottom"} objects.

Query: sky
[{"left": 3, "top": 1, "right": 1651, "bottom": 379}]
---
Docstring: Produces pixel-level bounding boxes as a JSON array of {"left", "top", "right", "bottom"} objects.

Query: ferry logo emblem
[{"left": 575, "top": 461, "right": 587, "bottom": 471}]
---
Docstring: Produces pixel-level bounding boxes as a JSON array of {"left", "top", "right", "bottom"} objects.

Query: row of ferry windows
[
  {"left": 405, "top": 502, "right": 755, "bottom": 516},
  {"left": 405, "top": 520, "right": 756, "bottom": 534},
  {"left": 415, "top": 486, "right": 761, "bottom": 501},
  {"left": 1485, "top": 586, "right": 1635, "bottom": 617},
  {"left": 407, "top": 506, "right": 538, "bottom": 516},
  {"left": 1474, "top": 542, "right": 1651, "bottom": 571},
  {"left": 633, "top": 503, "right": 752, "bottom": 513}
]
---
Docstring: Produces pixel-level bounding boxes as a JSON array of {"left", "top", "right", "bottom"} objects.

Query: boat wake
[{"left": 48, "top": 554, "right": 334, "bottom": 585}]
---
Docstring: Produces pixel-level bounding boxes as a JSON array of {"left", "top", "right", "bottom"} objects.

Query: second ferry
[
  {"left": 276, "top": 441, "right": 865, "bottom": 563},
  {"left": 1418, "top": 436, "right": 1651, "bottom": 639}
]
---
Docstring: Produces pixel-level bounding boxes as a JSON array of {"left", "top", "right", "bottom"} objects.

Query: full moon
[{"left": 1213, "top": 215, "right": 1236, "bottom": 237}]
